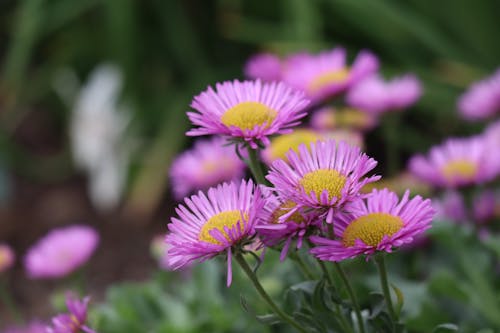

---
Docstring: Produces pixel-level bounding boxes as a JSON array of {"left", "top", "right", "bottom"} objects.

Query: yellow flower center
[
  {"left": 342, "top": 213, "right": 403, "bottom": 247},
  {"left": 199, "top": 210, "right": 248, "bottom": 245},
  {"left": 441, "top": 160, "right": 477, "bottom": 181},
  {"left": 299, "top": 169, "right": 347, "bottom": 202},
  {"left": 270, "top": 201, "right": 304, "bottom": 224},
  {"left": 267, "top": 130, "right": 322, "bottom": 163},
  {"left": 221, "top": 102, "right": 277, "bottom": 130},
  {"left": 308, "top": 68, "right": 350, "bottom": 93},
  {"left": 336, "top": 108, "right": 372, "bottom": 129},
  {"left": 201, "top": 160, "right": 218, "bottom": 173}
]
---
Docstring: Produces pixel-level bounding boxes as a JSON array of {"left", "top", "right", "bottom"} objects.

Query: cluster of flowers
[{"left": 165, "top": 47, "right": 437, "bottom": 288}]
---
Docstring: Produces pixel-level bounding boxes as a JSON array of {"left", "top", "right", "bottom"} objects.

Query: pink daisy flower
[
  {"left": 433, "top": 190, "right": 467, "bottom": 223},
  {"left": 244, "top": 53, "right": 283, "bottom": 82},
  {"left": 256, "top": 192, "right": 322, "bottom": 261},
  {"left": 47, "top": 293, "right": 95, "bottom": 333},
  {"left": 169, "top": 137, "right": 246, "bottom": 200},
  {"left": 458, "top": 69, "right": 500, "bottom": 121},
  {"left": 266, "top": 139, "right": 380, "bottom": 224},
  {"left": 473, "top": 190, "right": 497, "bottom": 223},
  {"left": 24, "top": 225, "right": 99, "bottom": 279},
  {"left": 0, "top": 243, "right": 15, "bottom": 272},
  {"left": 187, "top": 80, "right": 310, "bottom": 148},
  {"left": 346, "top": 74, "right": 422, "bottom": 114},
  {"left": 310, "top": 188, "right": 435, "bottom": 261},
  {"left": 283, "top": 47, "right": 379, "bottom": 103},
  {"left": 408, "top": 136, "right": 499, "bottom": 188},
  {"left": 165, "top": 180, "right": 265, "bottom": 286}
]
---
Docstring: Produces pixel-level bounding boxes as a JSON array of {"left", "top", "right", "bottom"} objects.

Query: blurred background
[{"left": 1, "top": 0, "right": 499, "bottom": 330}]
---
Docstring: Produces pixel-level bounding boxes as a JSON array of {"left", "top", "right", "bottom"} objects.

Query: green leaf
[
  {"left": 391, "top": 284, "right": 405, "bottom": 316},
  {"left": 432, "top": 323, "right": 460, "bottom": 332},
  {"left": 255, "top": 313, "right": 281, "bottom": 325}
]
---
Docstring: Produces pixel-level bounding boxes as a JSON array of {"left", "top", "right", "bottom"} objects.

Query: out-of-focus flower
[
  {"left": 362, "top": 172, "right": 432, "bottom": 197},
  {"left": 70, "top": 64, "right": 131, "bottom": 211},
  {"left": 244, "top": 53, "right": 282, "bottom": 82},
  {"left": 310, "top": 107, "right": 378, "bottom": 132},
  {"left": 165, "top": 180, "right": 265, "bottom": 286},
  {"left": 408, "top": 136, "right": 499, "bottom": 188},
  {"left": 46, "top": 293, "right": 95, "bottom": 333},
  {"left": 458, "top": 69, "right": 500, "bottom": 121},
  {"left": 347, "top": 74, "right": 422, "bottom": 114},
  {"left": 283, "top": 47, "right": 378, "bottom": 103},
  {"left": 3, "top": 321, "right": 46, "bottom": 333},
  {"left": 24, "top": 225, "right": 99, "bottom": 279},
  {"left": 0, "top": 243, "right": 15, "bottom": 272},
  {"left": 323, "top": 129, "right": 365, "bottom": 151},
  {"left": 150, "top": 235, "right": 172, "bottom": 270},
  {"left": 169, "top": 137, "right": 246, "bottom": 200},
  {"left": 256, "top": 193, "right": 321, "bottom": 261},
  {"left": 267, "top": 140, "right": 379, "bottom": 224},
  {"left": 473, "top": 190, "right": 497, "bottom": 223},
  {"left": 261, "top": 129, "right": 323, "bottom": 165},
  {"left": 432, "top": 190, "right": 467, "bottom": 223},
  {"left": 310, "top": 189, "right": 435, "bottom": 261},
  {"left": 187, "top": 80, "right": 310, "bottom": 149}
]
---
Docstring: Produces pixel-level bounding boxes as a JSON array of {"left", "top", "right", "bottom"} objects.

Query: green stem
[
  {"left": 235, "top": 253, "right": 308, "bottom": 333},
  {"left": 333, "top": 262, "right": 366, "bottom": 333},
  {"left": 289, "top": 252, "right": 315, "bottom": 280},
  {"left": 374, "top": 255, "right": 397, "bottom": 324},
  {"left": 246, "top": 146, "right": 269, "bottom": 185},
  {"left": 0, "top": 279, "right": 23, "bottom": 323}
]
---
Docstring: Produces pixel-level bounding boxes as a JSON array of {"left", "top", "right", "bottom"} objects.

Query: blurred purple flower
[
  {"left": 433, "top": 190, "right": 467, "bottom": 223},
  {"left": 244, "top": 53, "right": 282, "bottom": 82},
  {"left": 46, "top": 293, "right": 95, "bottom": 333},
  {"left": 473, "top": 190, "right": 497, "bottom": 223},
  {"left": 458, "top": 69, "right": 500, "bottom": 121},
  {"left": 3, "top": 321, "right": 46, "bottom": 333},
  {"left": 0, "top": 243, "right": 15, "bottom": 273}
]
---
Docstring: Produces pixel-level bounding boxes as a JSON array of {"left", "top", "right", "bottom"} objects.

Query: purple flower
[
  {"left": 165, "top": 180, "right": 265, "bottom": 286},
  {"left": 46, "top": 294, "right": 95, "bottom": 333},
  {"left": 187, "top": 80, "right": 310, "bottom": 148},
  {"left": 433, "top": 190, "right": 467, "bottom": 223},
  {"left": 310, "top": 189, "right": 435, "bottom": 261},
  {"left": 266, "top": 139, "right": 380, "bottom": 224},
  {"left": 169, "top": 137, "right": 246, "bottom": 200},
  {"left": 244, "top": 53, "right": 282, "bottom": 82},
  {"left": 283, "top": 47, "right": 379, "bottom": 103},
  {"left": 3, "top": 321, "right": 46, "bottom": 333},
  {"left": 24, "top": 225, "right": 99, "bottom": 279},
  {"left": 310, "top": 107, "right": 378, "bottom": 132},
  {"left": 0, "top": 243, "right": 15, "bottom": 273},
  {"left": 347, "top": 74, "right": 422, "bottom": 114},
  {"left": 473, "top": 190, "right": 497, "bottom": 223},
  {"left": 458, "top": 69, "right": 500, "bottom": 121}
]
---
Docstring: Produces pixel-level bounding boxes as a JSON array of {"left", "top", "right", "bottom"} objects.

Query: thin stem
[
  {"left": 333, "top": 262, "right": 366, "bottom": 333},
  {"left": 246, "top": 146, "right": 269, "bottom": 185},
  {"left": 0, "top": 279, "right": 23, "bottom": 323},
  {"left": 317, "top": 259, "right": 333, "bottom": 285},
  {"left": 289, "top": 252, "right": 315, "bottom": 280},
  {"left": 235, "top": 253, "right": 308, "bottom": 333},
  {"left": 374, "top": 255, "right": 397, "bottom": 323}
]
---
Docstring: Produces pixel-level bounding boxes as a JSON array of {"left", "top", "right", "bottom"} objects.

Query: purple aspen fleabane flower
[
  {"left": 255, "top": 192, "right": 322, "bottom": 261},
  {"left": 244, "top": 53, "right": 283, "bottom": 82},
  {"left": 346, "top": 74, "right": 422, "bottom": 114},
  {"left": 46, "top": 293, "right": 95, "bottom": 333},
  {"left": 0, "top": 243, "right": 15, "bottom": 272},
  {"left": 186, "top": 80, "right": 310, "bottom": 149},
  {"left": 310, "top": 107, "right": 378, "bottom": 132},
  {"left": 283, "top": 47, "right": 379, "bottom": 103},
  {"left": 169, "top": 137, "right": 246, "bottom": 200},
  {"left": 3, "top": 321, "right": 47, "bottom": 333},
  {"left": 24, "top": 225, "right": 99, "bottom": 279},
  {"left": 433, "top": 190, "right": 468, "bottom": 224},
  {"left": 165, "top": 180, "right": 265, "bottom": 286},
  {"left": 261, "top": 129, "right": 324, "bottom": 165},
  {"left": 266, "top": 139, "right": 380, "bottom": 224},
  {"left": 408, "top": 136, "right": 499, "bottom": 188},
  {"left": 458, "top": 69, "right": 500, "bottom": 121},
  {"left": 310, "top": 188, "right": 435, "bottom": 262},
  {"left": 473, "top": 190, "right": 497, "bottom": 223}
]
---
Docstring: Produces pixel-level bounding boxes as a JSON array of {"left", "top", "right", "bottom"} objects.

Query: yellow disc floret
[
  {"left": 441, "top": 160, "right": 477, "bottom": 181},
  {"left": 221, "top": 102, "right": 277, "bottom": 130},
  {"left": 268, "top": 130, "right": 322, "bottom": 163},
  {"left": 270, "top": 201, "right": 304, "bottom": 224},
  {"left": 308, "top": 68, "right": 350, "bottom": 93},
  {"left": 299, "top": 169, "right": 347, "bottom": 202},
  {"left": 342, "top": 213, "right": 403, "bottom": 247},
  {"left": 199, "top": 210, "right": 248, "bottom": 245}
]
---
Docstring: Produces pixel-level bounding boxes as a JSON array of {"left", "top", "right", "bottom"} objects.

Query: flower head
[
  {"left": 408, "top": 136, "right": 499, "bottom": 188},
  {"left": 310, "top": 189, "right": 435, "bottom": 261},
  {"left": 170, "top": 137, "right": 246, "bottom": 199},
  {"left": 47, "top": 293, "right": 95, "bottom": 333},
  {"left": 24, "top": 225, "right": 99, "bottom": 279},
  {"left": 433, "top": 190, "right": 467, "bottom": 223},
  {"left": 166, "top": 180, "right": 265, "bottom": 286},
  {"left": 266, "top": 139, "right": 380, "bottom": 224},
  {"left": 283, "top": 48, "right": 378, "bottom": 103},
  {"left": 347, "top": 74, "right": 422, "bottom": 114},
  {"left": 244, "top": 53, "right": 282, "bottom": 82},
  {"left": 473, "top": 190, "right": 497, "bottom": 223},
  {"left": 310, "top": 107, "right": 378, "bottom": 132},
  {"left": 187, "top": 80, "right": 310, "bottom": 148},
  {"left": 3, "top": 321, "right": 46, "bottom": 333},
  {"left": 261, "top": 129, "right": 323, "bottom": 165},
  {"left": 0, "top": 243, "right": 15, "bottom": 273},
  {"left": 458, "top": 69, "right": 500, "bottom": 121}
]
